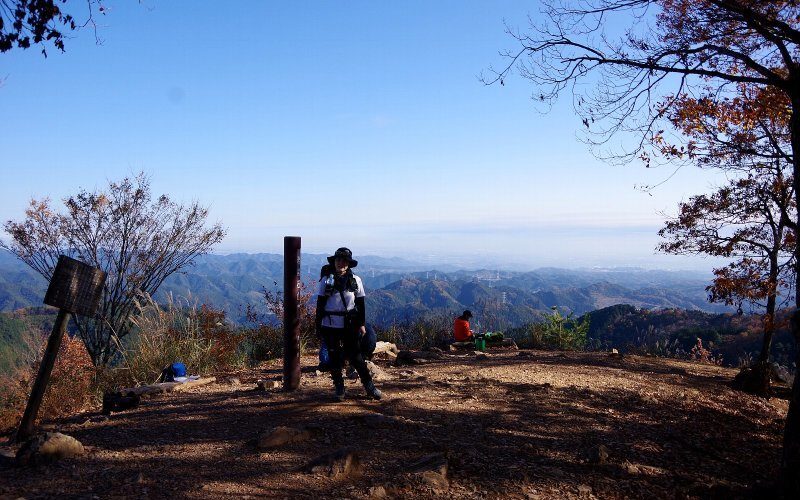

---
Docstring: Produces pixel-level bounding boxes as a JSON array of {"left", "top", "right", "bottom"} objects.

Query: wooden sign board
[{"left": 43, "top": 255, "right": 106, "bottom": 317}]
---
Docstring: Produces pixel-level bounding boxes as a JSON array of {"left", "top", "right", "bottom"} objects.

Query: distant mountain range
[{"left": 0, "top": 250, "right": 733, "bottom": 326}]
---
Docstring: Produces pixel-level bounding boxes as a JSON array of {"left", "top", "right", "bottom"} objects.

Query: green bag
[{"left": 484, "top": 331, "right": 504, "bottom": 343}]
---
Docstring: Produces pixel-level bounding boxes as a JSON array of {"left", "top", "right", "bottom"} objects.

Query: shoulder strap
[{"left": 338, "top": 288, "right": 352, "bottom": 313}]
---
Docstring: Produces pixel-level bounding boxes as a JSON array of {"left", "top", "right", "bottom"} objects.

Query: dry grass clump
[
  {"left": 112, "top": 293, "right": 245, "bottom": 388},
  {"left": 376, "top": 313, "right": 453, "bottom": 349},
  {"left": 0, "top": 330, "right": 94, "bottom": 434}
]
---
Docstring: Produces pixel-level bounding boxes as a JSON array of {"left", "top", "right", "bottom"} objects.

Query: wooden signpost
[
  {"left": 16, "top": 255, "right": 106, "bottom": 441},
  {"left": 283, "top": 236, "right": 301, "bottom": 390}
]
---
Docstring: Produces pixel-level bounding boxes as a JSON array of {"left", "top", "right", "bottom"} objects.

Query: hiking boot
[
  {"left": 363, "top": 381, "right": 382, "bottom": 400},
  {"left": 334, "top": 381, "right": 346, "bottom": 401},
  {"left": 346, "top": 366, "right": 358, "bottom": 380}
]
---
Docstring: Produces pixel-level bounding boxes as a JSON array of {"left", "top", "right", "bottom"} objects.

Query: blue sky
[{"left": 0, "top": 1, "right": 728, "bottom": 271}]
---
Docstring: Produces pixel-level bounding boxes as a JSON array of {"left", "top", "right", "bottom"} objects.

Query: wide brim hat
[{"left": 327, "top": 247, "right": 358, "bottom": 268}]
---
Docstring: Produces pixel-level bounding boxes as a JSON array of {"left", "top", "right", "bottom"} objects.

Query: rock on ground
[
  {"left": 366, "top": 361, "right": 389, "bottom": 381},
  {"left": 303, "top": 448, "right": 361, "bottom": 479},
  {"left": 257, "top": 426, "right": 311, "bottom": 449},
  {"left": 407, "top": 453, "right": 449, "bottom": 491},
  {"left": 16, "top": 432, "right": 85, "bottom": 466}
]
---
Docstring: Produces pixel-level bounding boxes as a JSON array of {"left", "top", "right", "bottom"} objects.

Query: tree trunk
[
  {"left": 780, "top": 94, "right": 800, "bottom": 497},
  {"left": 754, "top": 264, "right": 780, "bottom": 397},
  {"left": 782, "top": 311, "right": 800, "bottom": 496}
]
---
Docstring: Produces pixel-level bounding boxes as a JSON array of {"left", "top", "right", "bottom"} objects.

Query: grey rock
[
  {"left": 408, "top": 453, "right": 448, "bottom": 491},
  {"left": 588, "top": 444, "right": 609, "bottom": 465},
  {"left": 126, "top": 471, "right": 146, "bottom": 484},
  {"left": 360, "top": 414, "right": 402, "bottom": 429},
  {"left": 366, "top": 361, "right": 389, "bottom": 381},
  {"left": 772, "top": 363, "right": 794, "bottom": 385},
  {"left": 303, "top": 448, "right": 361, "bottom": 478},
  {"left": 368, "top": 485, "right": 388, "bottom": 498},
  {"left": 398, "top": 370, "right": 421, "bottom": 380},
  {"left": 395, "top": 349, "right": 441, "bottom": 366},
  {"left": 450, "top": 341, "right": 475, "bottom": 350},
  {"left": 16, "top": 432, "right": 85, "bottom": 465},
  {"left": 374, "top": 341, "right": 399, "bottom": 355},
  {"left": 0, "top": 448, "right": 15, "bottom": 468},
  {"left": 257, "top": 426, "right": 311, "bottom": 449},
  {"left": 624, "top": 461, "right": 640, "bottom": 474}
]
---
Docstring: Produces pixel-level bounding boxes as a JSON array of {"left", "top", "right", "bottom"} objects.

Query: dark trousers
[{"left": 320, "top": 325, "right": 372, "bottom": 385}]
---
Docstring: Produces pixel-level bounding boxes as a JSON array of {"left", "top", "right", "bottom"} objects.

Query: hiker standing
[
  {"left": 454, "top": 310, "right": 475, "bottom": 342},
  {"left": 315, "top": 247, "right": 382, "bottom": 401},
  {"left": 317, "top": 263, "right": 377, "bottom": 372}
]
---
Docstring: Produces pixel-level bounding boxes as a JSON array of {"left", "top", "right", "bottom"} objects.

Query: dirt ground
[{"left": 0, "top": 348, "right": 790, "bottom": 499}]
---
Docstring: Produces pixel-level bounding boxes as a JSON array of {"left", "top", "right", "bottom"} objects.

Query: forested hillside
[
  {"left": 581, "top": 305, "right": 797, "bottom": 368},
  {"left": 0, "top": 250, "right": 734, "bottom": 323},
  {"left": 0, "top": 308, "right": 57, "bottom": 375}
]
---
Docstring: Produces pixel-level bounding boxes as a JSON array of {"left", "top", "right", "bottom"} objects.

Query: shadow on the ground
[{"left": 0, "top": 352, "right": 785, "bottom": 499}]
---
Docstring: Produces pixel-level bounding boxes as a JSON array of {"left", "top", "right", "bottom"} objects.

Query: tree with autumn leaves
[
  {"left": 656, "top": 82, "right": 796, "bottom": 396},
  {"left": 488, "top": 0, "right": 800, "bottom": 493},
  {"left": 2, "top": 173, "right": 226, "bottom": 366},
  {"left": 659, "top": 171, "right": 796, "bottom": 394}
]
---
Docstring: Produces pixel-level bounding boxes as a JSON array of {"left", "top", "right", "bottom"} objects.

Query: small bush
[
  {"left": 0, "top": 330, "right": 94, "bottom": 434},
  {"left": 689, "top": 338, "right": 724, "bottom": 365},
  {"left": 629, "top": 336, "right": 724, "bottom": 365},
  {"left": 238, "top": 324, "right": 284, "bottom": 365},
  {"left": 241, "top": 279, "right": 320, "bottom": 365},
  {"left": 534, "top": 307, "right": 589, "bottom": 351},
  {"left": 0, "top": 362, "right": 34, "bottom": 433}
]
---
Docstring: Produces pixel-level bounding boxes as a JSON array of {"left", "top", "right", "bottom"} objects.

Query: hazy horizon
[{"left": 206, "top": 245, "right": 724, "bottom": 274}]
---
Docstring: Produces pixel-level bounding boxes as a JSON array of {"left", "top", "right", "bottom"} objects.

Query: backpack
[{"left": 160, "top": 362, "right": 187, "bottom": 382}]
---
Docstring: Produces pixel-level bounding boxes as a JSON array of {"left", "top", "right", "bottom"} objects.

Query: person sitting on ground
[
  {"left": 315, "top": 247, "right": 383, "bottom": 401},
  {"left": 453, "top": 310, "right": 475, "bottom": 343}
]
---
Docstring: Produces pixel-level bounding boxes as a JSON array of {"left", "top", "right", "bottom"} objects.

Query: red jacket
[{"left": 453, "top": 318, "right": 472, "bottom": 342}]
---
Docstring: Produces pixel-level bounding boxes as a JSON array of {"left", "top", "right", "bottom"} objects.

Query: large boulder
[
  {"left": 772, "top": 362, "right": 795, "bottom": 386},
  {"left": 16, "top": 432, "right": 85, "bottom": 466},
  {"left": 373, "top": 341, "right": 399, "bottom": 355}
]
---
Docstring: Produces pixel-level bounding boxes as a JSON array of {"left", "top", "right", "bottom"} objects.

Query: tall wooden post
[
  {"left": 16, "top": 255, "right": 106, "bottom": 441},
  {"left": 16, "top": 310, "right": 70, "bottom": 441},
  {"left": 283, "top": 236, "right": 301, "bottom": 390}
]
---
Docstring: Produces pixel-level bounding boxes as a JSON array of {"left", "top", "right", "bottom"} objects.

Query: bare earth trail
[{"left": 0, "top": 350, "right": 789, "bottom": 499}]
